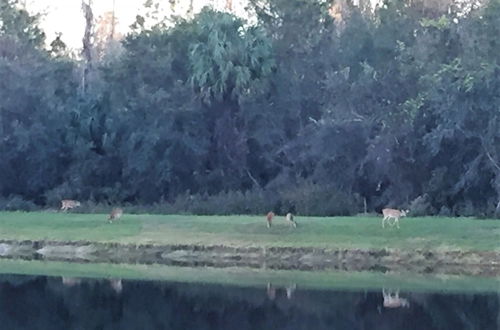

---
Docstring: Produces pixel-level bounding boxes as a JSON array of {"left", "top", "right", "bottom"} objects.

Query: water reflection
[
  {"left": 62, "top": 276, "right": 123, "bottom": 294},
  {"left": 382, "top": 288, "right": 410, "bottom": 309},
  {"left": 266, "top": 282, "right": 297, "bottom": 300},
  {"left": 0, "top": 274, "right": 497, "bottom": 329}
]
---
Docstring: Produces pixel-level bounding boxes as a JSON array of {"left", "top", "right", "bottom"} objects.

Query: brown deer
[
  {"left": 60, "top": 200, "right": 81, "bottom": 212},
  {"left": 286, "top": 213, "right": 297, "bottom": 228},
  {"left": 382, "top": 289, "right": 410, "bottom": 308},
  {"left": 266, "top": 211, "right": 275, "bottom": 228},
  {"left": 108, "top": 208, "right": 123, "bottom": 223},
  {"left": 382, "top": 208, "right": 408, "bottom": 229}
]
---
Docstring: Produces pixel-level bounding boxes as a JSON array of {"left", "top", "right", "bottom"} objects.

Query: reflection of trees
[{"left": 0, "top": 274, "right": 497, "bottom": 329}]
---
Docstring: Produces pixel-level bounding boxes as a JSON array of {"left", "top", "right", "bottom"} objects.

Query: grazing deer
[
  {"left": 266, "top": 211, "right": 275, "bottom": 228},
  {"left": 382, "top": 208, "right": 408, "bottom": 229},
  {"left": 60, "top": 200, "right": 81, "bottom": 212},
  {"left": 382, "top": 289, "right": 410, "bottom": 308},
  {"left": 286, "top": 213, "right": 297, "bottom": 228},
  {"left": 108, "top": 208, "right": 123, "bottom": 223}
]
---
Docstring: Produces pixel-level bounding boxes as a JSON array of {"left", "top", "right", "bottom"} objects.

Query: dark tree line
[{"left": 1, "top": 0, "right": 500, "bottom": 216}]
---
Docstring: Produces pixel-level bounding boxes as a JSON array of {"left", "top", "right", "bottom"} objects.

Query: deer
[
  {"left": 382, "top": 208, "right": 408, "bottom": 229},
  {"left": 60, "top": 200, "right": 81, "bottom": 212},
  {"left": 108, "top": 207, "right": 123, "bottom": 223},
  {"left": 382, "top": 289, "right": 410, "bottom": 309},
  {"left": 286, "top": 213, "right": 297, "bottom": 228},
  {"left": 266, "top": 211, "right": 275, "bottom": 228}
]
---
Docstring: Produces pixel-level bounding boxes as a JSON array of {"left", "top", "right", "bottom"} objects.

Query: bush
[
  {"left": 438, "top": 206, "right": 452, "bottom": 217},
  {"left": 409, "top": 194, "right": 435, "bottom": 216},
  {"left": 452, "top": 200, "right": 476, "bottom": 217},
  {"left": 44, "top": 182, "right": 80, "bottom": 209},
  {"left": 103, "top": 184, "right": 361, "bottom": 216},
  {"left": 279, "top": 181, "right": 361, "bottom": 216},
  {"left": 0, "top": 196, "right": 38, "bottom": 211},
  {"left": 188, "top": 189, "right": 278, "bottom": 215}
]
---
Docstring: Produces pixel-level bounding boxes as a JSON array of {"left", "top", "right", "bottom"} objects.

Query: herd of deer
[
  {"left": 60, "top": 200, "right": 411, "bottom": 308},
  {"left": 60, "top": 199, "right": 123, "bottom": 223},
  {"left": 266, "top": 208, "right": 409, "bottom": 229},
  {"left": 61, "top": 199, "right": 409, "bottom": 228}
]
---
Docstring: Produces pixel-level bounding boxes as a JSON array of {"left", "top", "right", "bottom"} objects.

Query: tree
[{"left": 187, "top": 8, "right": 275, "bottom": 190}]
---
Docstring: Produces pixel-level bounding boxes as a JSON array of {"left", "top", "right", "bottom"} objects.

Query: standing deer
[
  {"left": 382, "top": 208, "right": 408, "bottom": 229},
  {"left": 60, "top": 200, "right": 81, "bottom": 212},
  {"left": 266, "top": 211, "right": 275, "bottom": 228},
  {"left": 286, "top": 213, "right": 297, "bottom": 228},
  {"left": 108, "top": 208, "right": 123, "bottom": 223}
]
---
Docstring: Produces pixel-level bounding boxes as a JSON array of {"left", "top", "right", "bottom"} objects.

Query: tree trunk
[{"left": 81, "top": 0, "right": 94, "bottom": 96}]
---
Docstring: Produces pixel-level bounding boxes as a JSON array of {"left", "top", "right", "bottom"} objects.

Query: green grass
[
  {"left": 0, "top": 212, "right": 499, "bottom": 251},
  {"left": 0, "top": 259, "right": 498, "bottom": 293}
]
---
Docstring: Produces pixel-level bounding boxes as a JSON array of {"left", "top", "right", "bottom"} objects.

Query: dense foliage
[{"left": 1, "top": 0, "right": 499, "bottom": 216}]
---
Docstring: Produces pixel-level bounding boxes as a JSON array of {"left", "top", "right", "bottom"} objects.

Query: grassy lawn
[
  {"left": 0, "top": 212, "right": 499, "bottom": 251},
  {"left": 0, "top": 259, "right": 498, "bottom": 293}
]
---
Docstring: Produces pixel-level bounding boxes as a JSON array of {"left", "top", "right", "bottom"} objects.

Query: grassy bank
[
  {"left": 0, "top": 212, "right": 499, "bottom": 251},
  {"left": 0, "top": 259, "right": 499, "bottom": 293}
]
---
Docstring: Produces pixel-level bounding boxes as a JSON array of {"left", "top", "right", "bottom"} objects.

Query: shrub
[
  {"left": 438, "top": 206, "right": 452, "bottom": 217},
  {"left": 0, "top": 195, "right": 38, "bottom": 211},
  {"left": 44, "top": 182, "right": 80, "bottom": 208},
  {"left": 279, "top": 181, "right": 361, "bottom": 216},
  {"left": 409, "top": 194, "right": 435, "bottom": 216}
]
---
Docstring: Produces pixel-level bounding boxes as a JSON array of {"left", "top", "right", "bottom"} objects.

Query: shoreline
[{"left": 0, "top": 239, "right": 499, "bottom": 277}]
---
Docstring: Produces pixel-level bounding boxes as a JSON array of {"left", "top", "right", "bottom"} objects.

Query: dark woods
[{"left": 1, "top": 0, "right": 500, "bottom": 216}]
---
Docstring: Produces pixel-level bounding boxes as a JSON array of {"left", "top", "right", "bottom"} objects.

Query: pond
[{"left": 1, "top": 272, "right": 499, "bottom": 329}]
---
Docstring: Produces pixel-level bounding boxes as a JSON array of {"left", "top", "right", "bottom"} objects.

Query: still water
[{"left": 0, "top": 274, "right": 498, "bottom": 330}]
